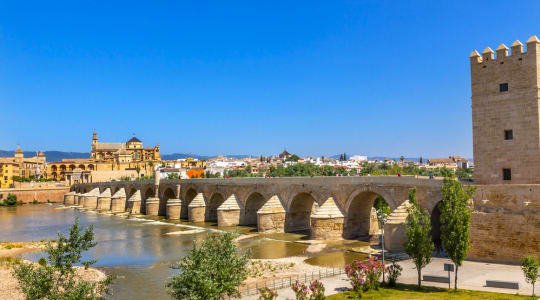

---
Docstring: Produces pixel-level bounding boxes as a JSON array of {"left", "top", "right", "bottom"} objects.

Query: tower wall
[{"left": 471, "top": 37, "right": 540, "bottom": 184}]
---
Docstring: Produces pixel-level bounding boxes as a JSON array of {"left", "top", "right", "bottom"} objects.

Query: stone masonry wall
[
  {"left": 470, "top": 184, "right": 540, "bottom": 263},
  {"left": 0, "top": 187, "right": 69, "bottom": 203}
]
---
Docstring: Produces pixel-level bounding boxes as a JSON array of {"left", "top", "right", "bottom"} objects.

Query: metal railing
[{"left": 234, "top": 267, "right": 346, "bottom": 297}]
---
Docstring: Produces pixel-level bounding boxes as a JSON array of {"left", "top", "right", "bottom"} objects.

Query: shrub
[
  {"left": 387, "top": 262, "right": 403, "bottom": 287},
  {"left": 12, "top": 217, "right": 114, "bottom": 299},
  {"left": 166, "top": 232, "right": 250, "bottom": 300},
  {"left": 291, "top": 280, "right": 326, "bottom": 300},
  {"left": 258, "top": 287, "right": 278, "bottom": 300},
  {"left": 345, "top": 258, "right": 386, "bottom": 295},
  {"left": 1, "top": 194, "right": 18, "bottom": 206}
]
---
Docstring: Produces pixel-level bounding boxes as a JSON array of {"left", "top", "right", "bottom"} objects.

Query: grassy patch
[
  {"left": 327, "top": 284, "right": 529, "bottom": 300},
  {"left": 0, "top": 256, "right": 22, "bottom": 267}
]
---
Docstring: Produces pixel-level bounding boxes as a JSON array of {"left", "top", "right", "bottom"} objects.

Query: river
[{"left": 0, "top": 204, "right": 368, "bottom": 300}]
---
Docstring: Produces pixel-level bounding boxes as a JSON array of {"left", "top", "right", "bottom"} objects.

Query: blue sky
[{"left": 2, "top": 1, "right": 540, "bottom": 158}]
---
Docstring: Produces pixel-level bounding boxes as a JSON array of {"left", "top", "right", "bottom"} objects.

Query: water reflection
[{"left": 304, "top": 251, "right": 369, "bottom": 268}]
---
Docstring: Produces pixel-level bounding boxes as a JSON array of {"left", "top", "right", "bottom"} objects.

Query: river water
[{"left": 0, "top": 204, "right": 368, "bottom": 300}]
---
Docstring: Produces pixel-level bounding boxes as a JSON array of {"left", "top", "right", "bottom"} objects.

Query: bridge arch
[
  {"left": 182, "top": 187, "right": 198, "bottom": 219},
  {"left": 241, "top": 192, "right": 266, "bottom": 225},
  {"left": 161, "top": 187, "right": 176, "bottom": 216},
  {"left": 285, "top": 192, "right": 318, "bottom": 233},
  {"left": 206, "top": 192, "right": 226, "bottom": 222},
  {"left": 344, "top": 186, "right": 393, "bottom": 239}
]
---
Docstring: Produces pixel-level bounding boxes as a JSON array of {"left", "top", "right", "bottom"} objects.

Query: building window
[
  {"left": 503, "top": 168, "right": 511, "bottom": 181},
  {"left": 500, "top": 83, "right": 509, "bottom": 92},
  {"left": 504, "top": 130, "right": 513, "bottom": 140}
]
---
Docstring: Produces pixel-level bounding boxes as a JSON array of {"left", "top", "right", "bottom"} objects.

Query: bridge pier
[
  {"left": 127, "top": 190, "right": 142, "bottom": 214},
  {"left": 97, "top": 188, "right": 112, "bottom": 210},
  {"left": 64, "top": 191, "right": 75, "bottom": 206},
  {"left": 217, "top": 195, "right": 241, "bottom": 227},
  {"left": 310, "top": 197, "right": 345, "bottom": 240},
  {"left": 166, "top": 198, "right": 182, "bottom": 219},
  {"left": 188, "top": 193, "right": 206, "bottom": 222},
  {"left": 111, "top": 188, "right": 127, "bottom": 212},
  {"left": 383, "top": 200, "right": 411, "bottom": 252},
  {"left": 83, "top": 188, "right": 100, "bottom": 209},
  {"left": 257, "top": 195, "right": 286, "bottom": 233}
]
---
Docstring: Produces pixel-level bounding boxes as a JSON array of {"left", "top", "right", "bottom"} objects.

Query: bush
[
  {"left": 387, "top": 262, "right": 403, "bottom": 287},
  {"left": 345, "top": 258, "right": 386, "bottom": 295},
  {"left": 12, "top": 217, "right": 114, "bottom": 299},
  {"left": 166, "top": 232, "right": 250, "bottom": 300},
  {"left": 1, "top": 194, "right": 18, "bottom": 206},
  {"left": 258, "top": 287, "right": 278, "bottom": 300},
  {"left": 291, "top": 280, "right": 326, "bottom": 300}
]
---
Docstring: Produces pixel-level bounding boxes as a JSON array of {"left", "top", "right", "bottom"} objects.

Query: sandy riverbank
[
  {"left": 246, "top": 256, "right": 326, "bottom": 284},
  {"left": 0, "top": 240, "right": 51, "bottom": 257},
  {"left": 0, "top": 259, "right": 107, "bottom": 300}
]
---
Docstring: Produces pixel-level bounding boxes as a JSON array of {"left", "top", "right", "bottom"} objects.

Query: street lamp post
[{"left": 377, "top": 209, "right": 388, "bottom": 284}]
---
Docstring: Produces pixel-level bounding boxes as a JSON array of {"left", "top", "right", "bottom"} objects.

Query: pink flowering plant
[
  {"left": 345, "top": 258, "right": 386, "bottom": 294},
  {"left": 258, "top": 287, "right": 278, "bottom": 300},
  {"left": 309, "top": 280, "right": 325, "bottom": 300},
  {"left": 290, "top": 280, "right": 325, "bottom": 300},
  {"left": 291, "top": 280, "right": 309, "bottom": 300}
]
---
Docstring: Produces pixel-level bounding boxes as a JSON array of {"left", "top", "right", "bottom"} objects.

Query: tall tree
[
  {"left": 440, "top": 177, "right": 475, "bottom": 290},
  {"left": 403, "top": 187, "right": 434, "bottom": 287},
  {"left": 419, "top": 156, "right": 423, "bottom": 164},
  {"left": 400, "top": 156, "right": 405, "bottom": 163},
  {"left": 521, "top": 255, "right": 539, "bottom": 297}
]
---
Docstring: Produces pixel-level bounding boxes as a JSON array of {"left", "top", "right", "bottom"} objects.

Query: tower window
[
  {"left": 499, "top": 83, "right": 509, "bottom": 92},
  {"left": 503, "top": 168, "right": 511, "bottom": 181},
  {"left": 504, "top": 130, "right": 513, "bottom": 140}
]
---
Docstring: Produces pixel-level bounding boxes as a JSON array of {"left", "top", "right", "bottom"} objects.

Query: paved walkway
[{"left": 241, "top": 258, "right": 534, "bottom": 299}]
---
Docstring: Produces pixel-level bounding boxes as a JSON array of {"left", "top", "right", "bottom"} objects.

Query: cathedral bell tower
[{"left": 91, "top": 131, "right": 98, "bottom": 158}]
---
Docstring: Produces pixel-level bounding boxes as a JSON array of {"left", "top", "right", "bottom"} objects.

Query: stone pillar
[
  {"left": 64, "top": 191, "right": 75, "bottom": 206},
  {"left": 83, "top": 188, "right": 100, "bottom": 209},
  {"left": 384, "top": 200, "right": 411, "bottom": 252},
  {"left": 310, "top": 197, "right": 345, "bottom": 240},
  {"left": 257, "top": 195, "right": 286, "bottom": 233},
  {"left": 166, "top": 198, "right": 182, "bottom": 219},
  {"left": 217, "top": 194, "right": 241, "bottom": 227},
  {"left": 97, "top": 188, "right": 112, "bottom": 211},
  {"left": 77, "top": 193, "right": 84, "bottom": 206},
  {"left": 188, "top": 193, "right": 206, "bottom": 222},
  {"left": 146, "top": 197, "right": 160, "bottom": 216},
  {"left": 111, "top": 188, "right": 127, "bottom": 213},
  {"left": 127, "top": 190, "right": 142, "bottom": 214}
]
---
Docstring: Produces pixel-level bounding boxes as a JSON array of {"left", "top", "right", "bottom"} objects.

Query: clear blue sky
[{"left": 2, "top": 1, "right": 540, "bottom": 158}]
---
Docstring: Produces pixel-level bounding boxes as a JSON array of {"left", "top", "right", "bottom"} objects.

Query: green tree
[
  {"left": 403, "top": 187, "right": 434, "bottom": 287},
  {"left": 419, "top": 156, "right": 423, "bottom": 164},
  {"left": 285, "top": 154, "right": 300, "bottom": 162},
  {"left": 400, "top": 156, "right": 405, "bottom": 163},
  {"left": 135, "top": 165, "right": 141, "bottom": 178},
  {"left": 440, "top": 177, "right": 475, "bottom": 290},
  {"left": 373, "top": 196, "right": 391, "bottom": 217},
  {"left": 521, "top": 255, "right": 539, "bottom": 297},
  {"left": 12, "top": 217, "right": 113, "bottom": 299},
  {"left": 167, "top": 232, "right": 249, "bottom": 300}
]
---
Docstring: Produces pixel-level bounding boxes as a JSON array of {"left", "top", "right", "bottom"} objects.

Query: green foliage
[
  {"left": 440, "top": 178, "right": 475, "bottom": 290},
  {"left": 285, "top": 154, "right": 301, "bottom": 162},
  {"left": 387, "top": 262, "right": 403, "bottom": 287},
  {"left": 13, "top": 176, "right": 54, "bottom": 182},
  {"left": 166, "top": 232, "right": 250, "bottom": 300},
  {"left": 167, "top": 173, "right": 179, "bottom": 180},
  {"left": 258, "top": 287, "right": 278, "bottom": 300},
  {"left": 1, "top": 194, "right": 18, "bottom": 206},
  {"left": 403, "top": 187, "right": 434, "bottom": 287},
  {"left": 373, "top": 196, "right": 391, "bottom": 218},
  {"left": 455, "top": 167, "right": 474, "bottom": 179},
  {"left": 521, "top": 255, "right": 539, "bottom": 297},
  {"left": 12, "top": 217, "right": 114, "bottom": 300}
]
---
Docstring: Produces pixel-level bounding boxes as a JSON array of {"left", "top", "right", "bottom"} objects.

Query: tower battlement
[{"left": 470, "top": 36, "right": 540, "bottom": 64}]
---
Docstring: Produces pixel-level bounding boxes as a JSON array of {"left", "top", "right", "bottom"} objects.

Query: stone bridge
[{"left": 67, "top": 176, "right": 443, "bottom": 251}]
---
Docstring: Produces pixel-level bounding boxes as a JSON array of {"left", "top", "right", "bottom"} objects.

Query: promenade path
[{"left": 240, "top": 257, "right": 534, "bottom": 299}]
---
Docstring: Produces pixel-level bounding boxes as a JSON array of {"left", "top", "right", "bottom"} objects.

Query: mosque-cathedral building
[{"left": 47, "top": 132, "right": 161, "bottom": 184}]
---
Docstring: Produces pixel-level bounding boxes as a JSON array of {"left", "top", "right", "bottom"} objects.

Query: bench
[
  {"left": 422, "top": 275, "right": 450, "bottom": 283},
  {"left": 486, "top": 280, "right": 519, "bottom": 289}
]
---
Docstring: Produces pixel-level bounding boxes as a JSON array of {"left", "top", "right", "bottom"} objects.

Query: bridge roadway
[{"left": 68, "top": 176, "right": 443, "bottom": 250}]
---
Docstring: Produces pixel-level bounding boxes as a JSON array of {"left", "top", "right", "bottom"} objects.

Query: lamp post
[{"left": 377, "top": 209, "right": 388, "bottom": 283}]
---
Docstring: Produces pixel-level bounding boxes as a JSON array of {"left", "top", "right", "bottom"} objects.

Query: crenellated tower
[{"left": 470, "top": 35, "right": 540, "bottom": 184}]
